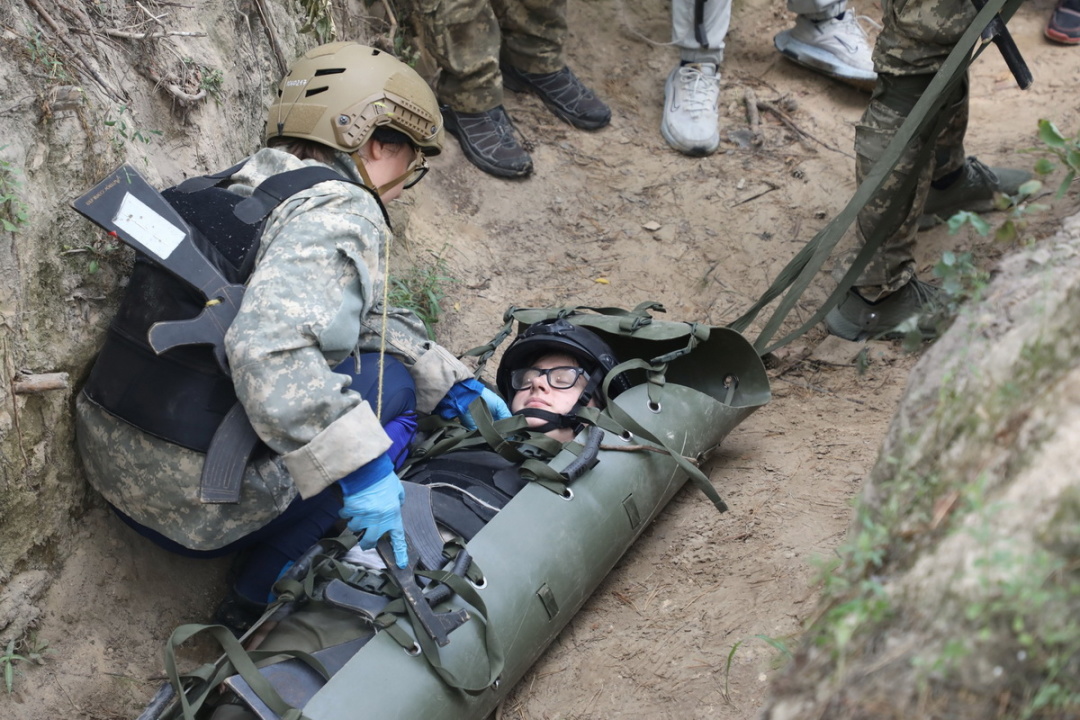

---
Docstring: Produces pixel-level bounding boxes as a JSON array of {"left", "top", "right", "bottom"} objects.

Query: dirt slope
[{"left": 9, "top": 0, "right": 1080, "bottom": 718}]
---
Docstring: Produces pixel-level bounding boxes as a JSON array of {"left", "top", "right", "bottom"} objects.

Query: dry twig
[
  {"left": 756, "top": 99, "right": 853, "bottom": 158},
  {"left": 24, "top": 0, "right": 125, "bottom": 101}
]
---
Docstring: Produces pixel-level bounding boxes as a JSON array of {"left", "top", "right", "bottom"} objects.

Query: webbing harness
[
  {"left": 729, "top": 0, "right": 1028, "bottom": 355},
  {"left": 158, "top": 527, "right": 502, "bottom": 720}
]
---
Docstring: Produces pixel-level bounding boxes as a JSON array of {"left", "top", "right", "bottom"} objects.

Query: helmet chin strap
[
  {"left": 514, "top": 408, "right": 581, "bottom": 434},
  {"left": 351, "top": 151, "right": 409, "bottom": 197}
]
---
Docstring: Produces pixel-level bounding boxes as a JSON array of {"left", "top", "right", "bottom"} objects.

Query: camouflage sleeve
[
  {"left": 358, "top": 307, "right": 474, "bottom": 413},
  {"left": 225, "top": 184, "right": 392, "bottom": 499}
]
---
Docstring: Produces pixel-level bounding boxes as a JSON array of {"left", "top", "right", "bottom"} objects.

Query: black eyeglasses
[
  {"left": 510, "top": 366, "right": 589, "bottom": 391},
  {"left": 402, "top": 150, "right": 429, "bottom": 189}
]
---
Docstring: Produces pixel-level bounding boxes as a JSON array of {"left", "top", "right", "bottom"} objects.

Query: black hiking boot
[
  {"left": 442, "top": 105, "right": 534, "bottom": 179},
  {"left": 501, "top": 64, "right": 611, "bottom": 130},
  {"left": 824, "top": 277, "right": 942, "bottom": 342},
  {"left": 212, "top": 587, "right": 268, "bottom": 637}
]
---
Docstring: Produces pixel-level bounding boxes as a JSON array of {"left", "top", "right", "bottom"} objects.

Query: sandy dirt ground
[{"left": 10, "top": 0, "right": 1080, "bottom": 718}]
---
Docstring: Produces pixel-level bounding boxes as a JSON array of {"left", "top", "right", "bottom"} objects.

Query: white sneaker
[
  {"left": 774, "top": 10, "right": 878, "bottom": 90},
  {"left": 661, "top": 63, "right": 721, "bottom": 157}
]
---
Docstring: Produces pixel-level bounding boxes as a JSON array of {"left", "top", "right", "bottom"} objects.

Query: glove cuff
[
  {"left": 338, "top": 453, "right": 394, "bottom": 495},
  {"left": 434, "top": 378, "right": 483, "bottom": 419}
]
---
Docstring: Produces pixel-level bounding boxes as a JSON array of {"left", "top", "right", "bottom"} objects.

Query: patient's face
[{"left": 510, "top": 353, "right": 589, "bottom": 439}]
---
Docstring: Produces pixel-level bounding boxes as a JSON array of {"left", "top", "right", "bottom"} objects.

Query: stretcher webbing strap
[
  {"left": 374, "top": 567, "right": 505, "bottom": 692},
  {"left": 164, "top": 622, "right": 328, "bottom": 720},
  {"left": 728, "top": 0, "right": 1022, "bottom": 354},
  {"left": 648, "top": 322, "right": 710, "bottom": 365},
  {"left": 600, "top": 363, "right": 728, "bottom": 513}
]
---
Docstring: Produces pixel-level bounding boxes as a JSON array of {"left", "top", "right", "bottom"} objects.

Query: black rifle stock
[{"left": 973, "top": 0, "right": 1033, "bottom": 90}]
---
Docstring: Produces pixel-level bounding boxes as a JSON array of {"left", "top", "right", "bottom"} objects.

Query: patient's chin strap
[{"left": 513, "top": 407, "right": 581, "bottom": 433}]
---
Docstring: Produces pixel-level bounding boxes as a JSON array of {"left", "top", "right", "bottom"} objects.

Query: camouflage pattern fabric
[
  {"left": 411, "top": 0, "right": 567, "bottom": 112},
  {"left": 76, "top": 147, "right": 471, "bottom": 549},
  {"left": 850, "top": 0, "right": 974, "bottom": 296}
]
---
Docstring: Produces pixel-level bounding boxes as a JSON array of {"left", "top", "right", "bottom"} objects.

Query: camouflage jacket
[{"left": 76, "top": 148, "right": 471, "bottom": 550}]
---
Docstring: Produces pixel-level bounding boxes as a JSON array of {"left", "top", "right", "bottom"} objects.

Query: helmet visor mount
[{"left": 334, "top": 90, "right": 441, "bottom": 155}]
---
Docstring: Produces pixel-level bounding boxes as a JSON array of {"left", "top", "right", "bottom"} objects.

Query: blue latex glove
[
  {"left": 434, "top": 379, "right": 512, "bottom": 430},
  {"left": 338, "top": 453, "right": 408, "bottom": 568}
]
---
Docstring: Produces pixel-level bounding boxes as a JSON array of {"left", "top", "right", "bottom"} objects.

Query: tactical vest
[{"left": 81, "top": 164, "right": 362, "bottom": 452}]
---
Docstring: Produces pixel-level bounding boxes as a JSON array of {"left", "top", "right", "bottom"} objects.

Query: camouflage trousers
[
  {"left": 410, "top": 0, "right": 567, "bottom": 113},
  {"left": 850, "top": 0, "right": 976, "bottom": 296}
]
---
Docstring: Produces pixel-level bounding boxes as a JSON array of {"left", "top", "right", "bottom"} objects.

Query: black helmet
[{"left": 496, "top": 318, "right": 631, "bottom": 411}]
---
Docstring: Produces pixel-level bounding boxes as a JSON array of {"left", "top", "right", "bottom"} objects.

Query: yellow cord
[{"left": 376, "top": 229, "right": 391, "bottom": 421}]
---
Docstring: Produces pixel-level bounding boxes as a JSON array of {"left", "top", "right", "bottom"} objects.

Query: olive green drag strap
[
  {"left": 373, "top": 565, "right": 505, "bottom": 692},
  {"left": 163, "top": 622, "right": 329, "bottom": 720},
  {"left": 599, "top": 358, "right": 729, "bottom": 513},
  {"left": 728, "top": 0, "right": 1026, "bottom": 355}
]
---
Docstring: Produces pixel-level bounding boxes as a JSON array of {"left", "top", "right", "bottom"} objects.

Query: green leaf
[
  {"left": 995, "top": 219, "right": 1017, "bottom": 244},
  {"left": 1038, "top": 119, "right": 1067, "bottom": 148},
  {"left": 1057, "top": 169, "right": 1076, "bottom": 199},
  {"left": 1067, "top": 148, "right": 1080, "bottom": 173},
  {"left": 754, "top": 634, "right": 792, "bottom": 659},
  {"left": 968, "top": 213, "right": 992, "bottom": 237},
  {"left": 1033, "top": 157, "right": 1056, "bottom": 175},
  {"left": 1017, "top": 179, "right": 1042, "bottom": 198}
]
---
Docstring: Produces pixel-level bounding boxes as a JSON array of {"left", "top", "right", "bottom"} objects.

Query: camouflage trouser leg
[
  {"left": 411, "top": 0, "right": 566, "bottom": 113},
  {"left": 493, "top": 0, "right": 567, "bottom": 74},
  {"left": 413, "top": 0, "right": 504, "bottom": 112},
  {"left": 850, "top": 0, "right": 975, "bottom": 296}
]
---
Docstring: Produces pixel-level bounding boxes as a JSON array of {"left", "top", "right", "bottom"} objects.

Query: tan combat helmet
[{"left": 266, "top": 42, "right": 443, "bottom": 157}]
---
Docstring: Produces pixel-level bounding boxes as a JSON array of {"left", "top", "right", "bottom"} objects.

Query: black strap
[
  {"left": 400, "top": 482, "right": 452, "bottom": 572},
  {"left": 199, "top": 402, "right": 261, "bottom": 504},
  {"left": 234, "top": 166, "right": 356, "bottom": 224}
]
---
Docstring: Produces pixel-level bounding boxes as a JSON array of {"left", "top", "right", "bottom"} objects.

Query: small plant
[
  {"left": 943, "top": 172, "right": 1046, "bottom": 247},
  {"left": 297, "top": 0, "right": 338, "bottom": 44},
  {"left": 104, "top": 105, "right": 163, "bottom": 152},
  {"left": 931, "top": 249, "right": 989, "bottom": 319},
  {"left": 199, "top": 67, "right": 225, "bottom": 100},
  {"left": 387, "top": 249, "right": 456, "bottom": 340},
  {"left": 1032, "top": 119, "right": 1080, "bottom": 199},
  {"left": 24, "top": 28, "right": 71, "bottom": 83},
  {"left": 2, "top": 635, "right": 54, "bottom": 694},
  {"left": 0, "top": 151, "right": 29, "bottom": 232}
]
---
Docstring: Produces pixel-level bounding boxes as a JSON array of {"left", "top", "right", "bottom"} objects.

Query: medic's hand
[
  {"left": 338, "top": 454, "right": 408, "bottom": 568},
  {"left": 434, "top": 379, "right": 511, "bottom": 430}
]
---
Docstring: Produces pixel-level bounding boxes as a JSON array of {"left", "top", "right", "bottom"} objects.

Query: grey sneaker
[
  {"left": 661, "top": 63, "right": 721, "bottom": 157},
  {"left": 774, "top": 10, "right": 877, "bottom": 90},
  {"left": 502, "top": 64, "right": 611, "bottom": 130},
  {"left": 442, "top": 105, "right": 533, "bottom": 179},
  {"left": 919, "top": 157, "right": 1033, "bottom": 229},
  {"left": 824, "top": 278, "right": 941, "bottom": 341}
]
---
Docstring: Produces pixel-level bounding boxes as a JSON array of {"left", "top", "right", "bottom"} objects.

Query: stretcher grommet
[
  {"left": 560, "top": 486, "right": 574, "bottom": 501},
  {"left": 619, "top": 430, "right": 633, "bottom": 442},
  {"left": 405, "top": 642, "right": 421, "bottom": 656},
  {"left": 648, "top": 401, "right": 661, "bottom": 413},
  {"left": 492, "top": 677, "right": 501, "bottom": 690},
  {"left": 468, "top": 575, "right": 488, "bottom": 590}
]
